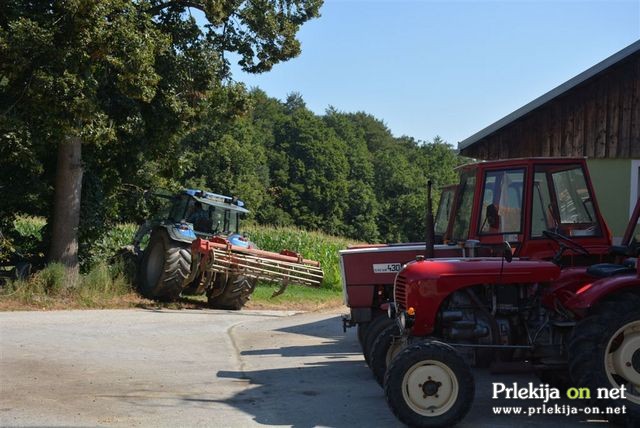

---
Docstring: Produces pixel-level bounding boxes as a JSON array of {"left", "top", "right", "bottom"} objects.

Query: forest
[{"left": 0, "top": 1, "right": 465, "bottom": 271}]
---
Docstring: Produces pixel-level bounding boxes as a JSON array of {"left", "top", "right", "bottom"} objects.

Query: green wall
[{"left": 587, "top": 158, "right": 631, "bottom": 241}]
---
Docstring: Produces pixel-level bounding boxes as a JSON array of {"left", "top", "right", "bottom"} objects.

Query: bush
[
  {"left": 0, "top": 215, "right": 47, "bottom": 263},
  {"left": 85, "top": 223, "right": 138, "bottom": 267}
]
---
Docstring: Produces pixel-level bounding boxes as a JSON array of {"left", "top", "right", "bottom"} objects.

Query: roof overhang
[{"left": 458, "top": 39, "right": 640, "bottom": 153}]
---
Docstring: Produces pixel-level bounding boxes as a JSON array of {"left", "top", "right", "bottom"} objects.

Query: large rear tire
[
  {"left": 139, "top": 230, "right": 191, "bottom": 301},
  {"left": 207, "top": 275, "right": 257, "bottom": 310},
  {"left": 568, "top": 292, "right": 640, "bottom": 426},
  {"left": 384, "top": 341, "right": 474, "bottom": 428}
]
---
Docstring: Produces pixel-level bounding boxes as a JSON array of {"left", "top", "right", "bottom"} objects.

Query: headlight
[
  {"left": 387, "top": 302, "right": 397, "bottom": 319},
  {"left": 398, "top": 308, "right": 415, "bottom": 331}
]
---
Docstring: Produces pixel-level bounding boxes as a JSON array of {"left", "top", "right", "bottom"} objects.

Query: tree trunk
[{"left": 49, "top": 135, "right": 83, "bottom": 282}]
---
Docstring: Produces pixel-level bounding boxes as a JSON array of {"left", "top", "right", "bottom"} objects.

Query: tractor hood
[
  {"left": 394, "top": 257, "right": 560, "bottom": 336},
  {"left": 399, "top": 257, "right": 560, "bottom": 287}
]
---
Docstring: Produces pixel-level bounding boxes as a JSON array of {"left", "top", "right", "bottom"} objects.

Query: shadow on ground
[{"left": 210, "top": 316, "right": 612, "bottom": 428}]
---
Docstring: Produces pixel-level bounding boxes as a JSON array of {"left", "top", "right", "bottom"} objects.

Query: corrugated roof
[{"left": 458, "top": 39, "right": 640, "bottom": 152}]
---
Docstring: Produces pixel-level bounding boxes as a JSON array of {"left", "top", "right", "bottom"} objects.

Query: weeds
[{"left": 0, "top": 262, "right": 136, "bottom": 309}]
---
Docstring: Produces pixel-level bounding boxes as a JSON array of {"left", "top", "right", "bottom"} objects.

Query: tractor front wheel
[
  {"left": 363, "top": 315, "right": 394, "bottom": 366},
  {"left": 138, "top": 230, "right": 191, "bottom": 301},
  {"left": 370, "top": 323, "right": 402, "bottom": 386},
  {"left": 384, "top": 341, "right": 474, "bottom": 428},
  {"left": 568, "top": 292, "right": 640, "bottom": 426}
]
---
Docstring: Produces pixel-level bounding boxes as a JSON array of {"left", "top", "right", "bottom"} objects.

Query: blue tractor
[{"left": 133, "top": 189, "right": 257, "bottom": 309}]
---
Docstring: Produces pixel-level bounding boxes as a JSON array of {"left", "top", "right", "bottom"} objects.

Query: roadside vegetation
[
  {"left": 0, "top": 216, "right": 357, "bottom": 310},
  {"left": 0, "top": 2, "right": 464, "bottom": 310}
]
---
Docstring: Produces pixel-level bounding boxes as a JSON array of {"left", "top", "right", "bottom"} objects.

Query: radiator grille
[{"left": 394, "top": 274, "right": 407, "bottom": 310}]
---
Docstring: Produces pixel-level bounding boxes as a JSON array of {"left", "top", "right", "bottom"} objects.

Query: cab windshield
[{"left": 531, "top": 164, "right": 600, "bottom": 238}]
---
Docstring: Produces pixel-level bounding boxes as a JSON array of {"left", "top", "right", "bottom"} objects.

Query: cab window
[
  {"left": 450, "top": 172, "right": 476, "bottom": 242},
  {"left": 531, "top": 164, "right": 601, "bottom": 238},
  {"left": 435, "top": 187, "right": 455, "bottom": 236},
  {"left": 478, "top": 169, "right": 525, "bottom": 235},
  {"left": 169, "top": 195, "right": 189, "bottom": 222}
]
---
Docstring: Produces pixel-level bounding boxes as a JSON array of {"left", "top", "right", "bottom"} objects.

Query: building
[{"left": 458, "top": 40, "right": 640, "bottom": 241}]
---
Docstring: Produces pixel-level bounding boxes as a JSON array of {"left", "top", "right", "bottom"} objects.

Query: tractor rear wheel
[
  {"left": 138, "top": 230, "right": 191, "bottom": 301},
  {"left": 384, "top": 341, "right": 474, "bottom": 428},
  {"left": 568, "top": 292, "right": 640, "bottom": 426},
  {"left": 207, "top": 275, "right": 257, "bottom": 310}
]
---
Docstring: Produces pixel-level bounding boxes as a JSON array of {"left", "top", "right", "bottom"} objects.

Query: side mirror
[{"left": 503, "top": 241, "right": 513, "bottom": 263}]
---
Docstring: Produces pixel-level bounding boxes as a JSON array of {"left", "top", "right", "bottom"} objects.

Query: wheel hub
[
  {"left": 632, "top": 348, "right": 640, "bottom": 373},
  {"left": 421, "top": 379, "right": 442, "bottom": 397},
  {"left": 401, "top": 360, "right": 459, "bottom": 417}
]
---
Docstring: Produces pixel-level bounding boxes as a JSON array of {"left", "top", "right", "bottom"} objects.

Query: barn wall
[
  {"left": 587, "top": 158, "right": 632, "bottom": 241},
  {"left": 461, "top": 54, "right": 640, "bottom": 160}
]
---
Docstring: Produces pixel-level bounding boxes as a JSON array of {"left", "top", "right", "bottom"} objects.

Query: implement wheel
[{"left": 208, "top": 275, "right": 257, "bottom": 310}]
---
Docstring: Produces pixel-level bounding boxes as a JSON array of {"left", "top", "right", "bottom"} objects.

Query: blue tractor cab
[
  {"left": 165, "top": 189, "right": 251, "bottom": 248},
  {"left": 133, "top": 189, "right": 252, "bottom": 252}
]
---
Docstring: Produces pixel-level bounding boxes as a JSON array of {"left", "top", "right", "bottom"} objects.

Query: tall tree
[{"left": 0, "top": 0, "right": 323, "bottom": 275}]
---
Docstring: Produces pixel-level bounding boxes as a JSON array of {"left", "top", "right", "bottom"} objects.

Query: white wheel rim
[
  {"left": 605, "top": 320, "right": 640, "bottom": 405},
  {"left": 401, "top": 359, "right": 459, "bottom": 417}
]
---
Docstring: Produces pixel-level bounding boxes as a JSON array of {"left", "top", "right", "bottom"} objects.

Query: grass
[
  {"left": 247, "top": 283, "right": 343, "bottom": 311},
  {"left": 0, "top": 262, "right": 144, "bottom": 311}
]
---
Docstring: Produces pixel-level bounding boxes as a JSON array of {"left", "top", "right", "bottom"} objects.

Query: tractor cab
[
  {"left": 442, "top": 158, "right": 612, "bottom": 263},
  {"left": 133, "top": 189, "right": 252, "bottom": 253},
  {"left": 168, "top": 190, "right": 250, "bottom": 247},
  {"left": 169, "top": 190, "right": 248, "bottom": 235}
]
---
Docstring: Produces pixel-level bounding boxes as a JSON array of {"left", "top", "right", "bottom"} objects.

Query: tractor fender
[
  {"left": 160, "top": 224, "right": 196, "bottom": 245},
  {"left": 398, "top": 258, "right": 560, "bottom": 337},
  {"left": 563, "top": 273, "right": 640, "bottom": 316}
]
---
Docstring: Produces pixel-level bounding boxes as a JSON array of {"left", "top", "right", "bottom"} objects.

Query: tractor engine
[{"left": 437, "top": 284, "right": 563, "bottom": 366}]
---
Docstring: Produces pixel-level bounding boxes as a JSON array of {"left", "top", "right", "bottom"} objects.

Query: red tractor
[{"left": 340, "top": 158, "right": 640, "bottom": 426}]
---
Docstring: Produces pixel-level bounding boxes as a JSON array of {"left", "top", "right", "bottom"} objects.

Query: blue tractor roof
[{"left": 182, "top": 189, "right": 249, "bottom": 213}]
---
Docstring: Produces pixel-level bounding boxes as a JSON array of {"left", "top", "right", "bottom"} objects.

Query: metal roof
[{"left": 458, "top": 39, "right": 640, "bottom": 152}]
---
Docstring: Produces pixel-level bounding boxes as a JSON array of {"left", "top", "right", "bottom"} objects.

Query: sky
[{"left": 225, "top": 0, "right": 640, "bottom": 147}]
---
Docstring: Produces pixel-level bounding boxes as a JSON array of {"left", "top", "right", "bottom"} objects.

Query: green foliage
[
  {"left": 1, "top": 1, "right": 465, "bottom": 267},
  {"left": 12, "top": 215, "right": 46, "bottom": 241},
  {"left": 0, "top": 215, "right": 47, "bottom": 263},
  {"left": 0, "top": 0, "right": 323, "bottom": 268},
  {"left": 85, "top": 223, "right": 138, "bottom": 267}
]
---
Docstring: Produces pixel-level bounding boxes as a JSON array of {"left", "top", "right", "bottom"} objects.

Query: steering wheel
[{"left": 542, "top": 230, "right": 590, "bottom": 256}]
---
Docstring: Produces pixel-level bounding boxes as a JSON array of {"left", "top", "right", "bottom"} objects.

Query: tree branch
[{"left": 147, "top": 1, "right": 206, "bottom": 16}]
